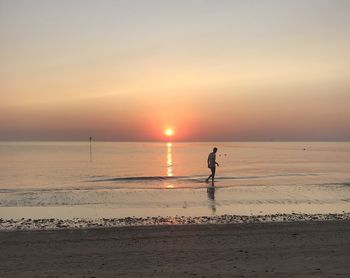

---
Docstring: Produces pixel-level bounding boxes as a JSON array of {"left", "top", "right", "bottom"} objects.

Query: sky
[{"left": 1, "top": 0, "right": 350, "bottom": 141}]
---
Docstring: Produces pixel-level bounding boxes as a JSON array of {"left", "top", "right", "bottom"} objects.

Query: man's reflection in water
[{"left": 207, "top": 186, "right": 216, "bottom": 214}]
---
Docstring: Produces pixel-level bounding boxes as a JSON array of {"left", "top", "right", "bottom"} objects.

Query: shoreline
[
  {"left": 1, "top": 212, "right": 349, "bottom": 231},
  {"left": 1, "top": 221, "right": 349, "bottom": 277}
]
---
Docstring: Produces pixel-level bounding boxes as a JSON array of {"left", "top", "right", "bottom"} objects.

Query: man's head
[{"left": 213, "top": 147, "right": 218, "bottom": 153}]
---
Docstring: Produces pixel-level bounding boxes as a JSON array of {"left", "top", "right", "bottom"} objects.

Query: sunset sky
[{"left": 1, "top": 0, "right": 350, "bottom": 141}]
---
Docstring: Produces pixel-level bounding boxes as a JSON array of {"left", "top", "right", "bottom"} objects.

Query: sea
[{"left": 0, "top": 141, "right": 349, "bottom": 219}]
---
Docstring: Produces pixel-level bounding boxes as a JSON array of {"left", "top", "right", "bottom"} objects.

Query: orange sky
[{"left": 1, "top": 1, "right": 350, "bottom": 141}]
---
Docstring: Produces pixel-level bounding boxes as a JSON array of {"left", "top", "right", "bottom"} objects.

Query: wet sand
[{"left": 1, "top": 221, "right": 349, "bottom": 277}]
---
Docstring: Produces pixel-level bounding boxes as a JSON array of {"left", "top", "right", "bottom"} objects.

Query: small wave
[
  {"left": 92, "top": 175, "right": 189, "bottom": 182},
  {"left": 0, "top": 173, "right": 324, "bottom": 194},
  {"left": 0, "top": 184, "right": 222, "bottom": 194},
  {"left": 91, "top": 173, "right": 319, "bottom": 183},
  {"left": 320, "top": 182, "right": 350, "bottom": 187}
]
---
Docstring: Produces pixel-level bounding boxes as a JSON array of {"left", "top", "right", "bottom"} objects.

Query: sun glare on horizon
[{"left": 164, "top": 128, "right": 174, "bottom": 137}]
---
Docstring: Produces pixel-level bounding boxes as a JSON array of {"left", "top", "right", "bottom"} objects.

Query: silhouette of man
[{"left": 206, "top": 147, "right": 219, "bottom": 185}]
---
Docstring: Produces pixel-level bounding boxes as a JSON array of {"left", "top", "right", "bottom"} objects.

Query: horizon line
[{"left": 1, "top": 139, "right": 350, "bottom": 143}]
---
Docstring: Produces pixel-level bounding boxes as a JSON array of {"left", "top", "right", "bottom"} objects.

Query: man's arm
[{"left": 215, "top": 155, "right": 219, "bottom": 167}]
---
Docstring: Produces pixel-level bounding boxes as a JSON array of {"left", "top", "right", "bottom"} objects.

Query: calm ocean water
[{"left": 1, "top": 141, "right": 350, "bottom": 219}]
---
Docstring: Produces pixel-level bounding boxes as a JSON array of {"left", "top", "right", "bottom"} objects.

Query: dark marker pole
[{"left": 89, "top": 137, "right": 92, "bottom": 162}]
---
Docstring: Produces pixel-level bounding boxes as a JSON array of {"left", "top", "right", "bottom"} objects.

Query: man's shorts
[{"left": 209, "top": 166, "right": 216, "bottom": 176}]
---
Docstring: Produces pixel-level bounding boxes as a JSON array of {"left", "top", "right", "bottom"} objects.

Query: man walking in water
[{"left": 206, "top": 147, "right": 219, "bottom": 185}]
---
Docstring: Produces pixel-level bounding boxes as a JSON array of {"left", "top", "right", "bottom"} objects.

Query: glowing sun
[{"left": 164, "top": 128, "right": 174, "bottom": 137}]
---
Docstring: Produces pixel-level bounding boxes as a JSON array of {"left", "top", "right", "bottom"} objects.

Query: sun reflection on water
[{"left": 167, "top": 142, "right": 173, "bottom": 177}]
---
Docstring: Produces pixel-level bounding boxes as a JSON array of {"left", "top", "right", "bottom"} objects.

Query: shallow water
[{"left": 0, "top": 141, "right": 349, "bottom": 219}]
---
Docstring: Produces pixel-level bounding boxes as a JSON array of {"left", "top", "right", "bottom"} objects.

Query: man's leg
[{"left": 211, "top": 167, "right": 216, "bottom": 185}]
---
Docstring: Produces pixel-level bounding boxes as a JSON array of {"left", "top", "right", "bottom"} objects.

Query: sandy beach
[{"left": 1, "top": 221, "right": 349, "bottom": 277}]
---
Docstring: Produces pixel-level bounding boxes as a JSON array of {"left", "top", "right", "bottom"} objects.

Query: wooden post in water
[{"left": 89, "top": 136, "right": 92, "bottom": 162}]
